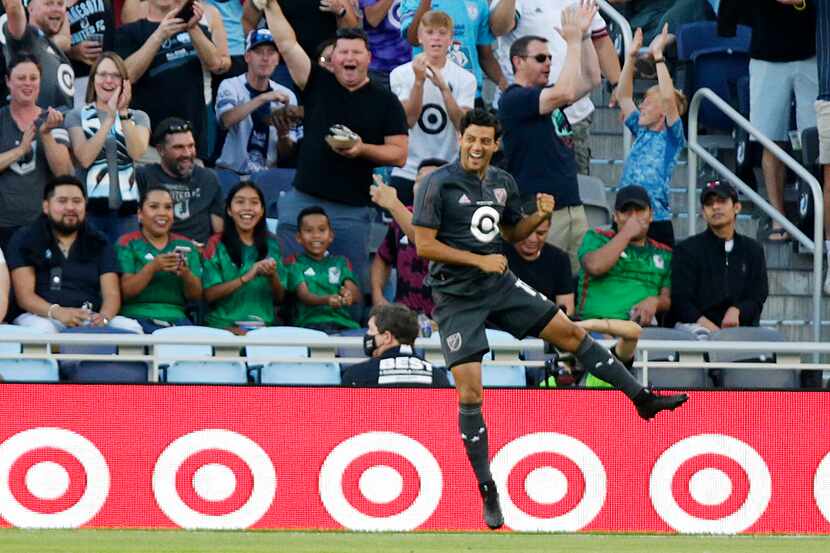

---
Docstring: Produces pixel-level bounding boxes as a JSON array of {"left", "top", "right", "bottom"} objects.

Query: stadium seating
[
  {"left": 0, "top": 325, "right": 58, "bottom": 382},
  {"left": 637, "top": 327, "right": 708, "bottom": 388},
  {"left": 59, "top": 327, "right": 148, "bottom": 383},
  {"left": 483, "top": 329, "right": 526, "bottom": 387},
  {"left": 707, "top": 327, "right": 797, "bottom": 388},
  {"left": 152, "top": 326, "right": 246, "bottom": 384},
  {"left": 246, "top": 326, "right": 340, "bottom": 384},
  {"left": 578, "top": 175, "right": 612, "bottom": 228}
]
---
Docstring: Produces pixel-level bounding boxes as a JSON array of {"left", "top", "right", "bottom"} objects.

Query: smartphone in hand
[{"left": 178, "top": 0, "right": 195, "bottom": 21}]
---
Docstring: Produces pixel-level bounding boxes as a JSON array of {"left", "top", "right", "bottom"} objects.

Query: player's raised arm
[
  {"left": 500, "top": 193, "right": 555, "bottom": 243},
  {"left": 261, "top": 0, "right": 312, "bottom": 90}
]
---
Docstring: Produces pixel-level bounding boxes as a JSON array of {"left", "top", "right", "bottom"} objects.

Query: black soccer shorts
[{"left": 432, "top": 271, "right": 559, "bottom": 369}]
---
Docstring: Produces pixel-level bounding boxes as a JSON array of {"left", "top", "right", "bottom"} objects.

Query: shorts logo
[
  {"left": 493, "top": 188, "right": 506, "bottom": 205},
  {"left": 328, "top": 267, "right": 341, "bottom": 284},
  {"left": 470, "top": 206, "right": 500, "bottom": 243},
  {"left": 446, "top": 332, "right": 462, "bottom": 353}
]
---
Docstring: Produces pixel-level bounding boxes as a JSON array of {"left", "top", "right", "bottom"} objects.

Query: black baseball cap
[
  {"left": 701, "top": 180, "right": 739, "bottom": 205},
  {"left": 614, "top": 185, "right": 651, "bottom": 211}
]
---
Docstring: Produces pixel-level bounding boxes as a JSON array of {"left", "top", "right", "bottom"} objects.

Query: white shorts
[
  {"left": 817, "top": 99, "right": 830, "bottom": 165},
  {"left": 749, "top": 57, "right": 818, "bottom": 141}
]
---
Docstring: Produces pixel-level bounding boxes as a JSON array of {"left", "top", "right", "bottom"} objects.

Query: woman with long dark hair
[{"left": 202, "top": 181, "right": 285, "bottom": 330}]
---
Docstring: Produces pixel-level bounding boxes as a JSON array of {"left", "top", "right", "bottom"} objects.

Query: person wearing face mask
[
  {"left": 341, "top": 303, "right": 450, "bottom": 386},
  {"left": 576, "top": 185, "right": 672, "bottom": 325}
]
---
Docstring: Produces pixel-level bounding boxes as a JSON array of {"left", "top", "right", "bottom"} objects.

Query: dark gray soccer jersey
[
  {"left": 2, "top": 24, "right": 74, "bottom": 111},
  {"left": 412, "top": 160, "right": 523, "bottom": 295}
]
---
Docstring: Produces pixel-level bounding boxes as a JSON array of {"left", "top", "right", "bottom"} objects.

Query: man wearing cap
[
  {"left": 576, "top": 184, "right": 672, "bottom": 325},
  {"left": 671, "top": 181, "right": 768, "bottom": 332},
  {"left": 215, "top": 29, "right": 299, "bottom": 174}
]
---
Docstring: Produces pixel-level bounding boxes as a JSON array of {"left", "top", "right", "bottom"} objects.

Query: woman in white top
[{"left": 65, "top": 53, "right": 151, "bottom": 241}]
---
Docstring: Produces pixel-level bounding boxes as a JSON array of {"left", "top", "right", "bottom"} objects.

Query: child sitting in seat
[{"left": 284, "top": 206, "right": 361, "bottom": 333}]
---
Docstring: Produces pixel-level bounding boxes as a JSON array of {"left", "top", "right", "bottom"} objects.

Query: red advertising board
[{"left": 0, "top": 384, "right": 828, "bottom": 533}]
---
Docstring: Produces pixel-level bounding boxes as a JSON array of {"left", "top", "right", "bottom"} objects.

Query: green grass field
[{"left": 0, "top": 530, "right": 828, "bottom": 553}]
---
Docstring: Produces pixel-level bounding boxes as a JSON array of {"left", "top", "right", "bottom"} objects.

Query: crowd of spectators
[{"left": 0, "top": 0, "right": 824, "bottom": 387}]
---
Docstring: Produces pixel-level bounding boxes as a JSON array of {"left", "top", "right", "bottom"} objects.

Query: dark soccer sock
[
  {"left": 576, "top": 334, "right": 644, "bottom": 400},
  {"left": 459, "top": 402, "right": 493, "bottom": 484}
]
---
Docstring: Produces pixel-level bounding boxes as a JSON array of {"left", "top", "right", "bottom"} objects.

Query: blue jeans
[
  {"left": 277, "top": 189, "right": 372, "bottom": 317},
  {"left": 87, "top": 212, "right": 139, "bottom": 243}
]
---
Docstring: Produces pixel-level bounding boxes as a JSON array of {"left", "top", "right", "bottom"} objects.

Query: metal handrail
[
  {"left": 687, "top": 88, "right": 824, "bottom": 344},
  {"left": 597, "top": 0, "right": 632, "bottom": 157}
]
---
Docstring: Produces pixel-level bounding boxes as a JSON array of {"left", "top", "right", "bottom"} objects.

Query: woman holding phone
[
  {"left": 116, "top": 183, "right": 203, "bottom": 334},
  {"left": 202, "top": 181, "right": 285, "bottom": 332},
  {"left": 64, "top": 52, "right": 151, "bottom": 241}
]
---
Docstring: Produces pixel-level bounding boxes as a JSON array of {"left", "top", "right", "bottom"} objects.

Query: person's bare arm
[
  {"left": 538, "top": 9, "right": 582, "bottom": 114},
  {"left": 220, "top": 90, "right": 289, "bottom": 130},
  {"left": 401, "top": 55, "right": 428, "bottom": 127},
  {"left": 363, "top": 0, "right": 393, "bottom": 28},
  {"left": 334, "top": 0, "right": 361, "bottom": 28},
  {"left": 478, "top": 44, "right": 508, "bottom": 92},
  {"left": 0, "top": 261, "right": 9, "bottom": 322},
  {"left": 370, "top": 176, "right": 415, "bottom": 240},
  {"left": 615, "top": 27, "right": 641, "bottom": 120},
  {"left": 576, "top": 318, "right": 641, "bottom": 361},
  {"left": 555, "top": 292, "right": 575, "bottom": 317},
  {"left": 121, "top": 256, "right": 164, "bottom": 299},
  {"left": 295, "top": 281, "right": 347, "bottom": 307},
  {"left": 333, "top": 135, "right": 408, "bottom": 167},
  {"left": 500, "top": 194, "right": 555, "bottom": 243},
  {"left": 370, "top": 255, "right": 391, "bottom": 306},
  {"left": 203, "top": 3, "right": 232, "bottom": 74},
  {"left": 0, "top": 125, "right": 34, "bottom": 172},
  {"left": 593, "top": 33, "right": 621, "bottom": 89},
  {"left": 39, "top": 110, "right": 74, "bottom": 176},
  {"left": 53, "top": 12, "right": 71, "bottom": 52},
  {"left": 2, "top": 0, "right": 27, "bottom": 40},
  {"left": 651, "top": 23, "right": 680, "bottom": 125},
  {"left": 12, "top": 266, "right": 90, "bottom": 326},
  {"left": 415, "top": 225, "right": 507, "bottom": 273},
  {"left": 405, "top": 0, "right": 431, "bottom": 45},
  {"left": 187, "top": 3, "right": 223, "bottom": 73},
  {"left": 572, "top": 26, "right": 601, "bottom": 99},
  {"left": 210, "top": 215, "right": 224, "bottom": 235},
  {"left": 262, "top": 0, "right": 312, "bottom": 89},
  {"left": 241, "top": 1, "right": 261, "bottom": 35},
  {"left": 489, "top": 0, "right": 517, "bottom": 37},
  {"left": 124, "top": 11, "right": 187, "bottom": 82},
  {"left": 98, "top": 273, "right": 122, "bottom": 322},
  {"left": 69, "top": 124, "right": 112, "bottom": 168},
  {"left": 581, "top": 219, "right": 642, "bottom": 276}
]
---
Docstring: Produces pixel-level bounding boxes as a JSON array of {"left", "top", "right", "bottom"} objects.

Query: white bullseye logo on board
[
  {"left": 319, "top": 432, "right": 442, "bottom": 531},
  {"left": 0, "top": 427, "right": 110, "bottom": 528},
  {"left": 490, "top": 432, "right": 607, "bottom": 531},
  {"left": 813, "top": 452, "right": 830, "bottom": 524},
  {"left": 649, "top": 434, "right": 771, "bottom": 533},
  {"left": 152, "top": 429, "right": 276, "bottom": 529}
]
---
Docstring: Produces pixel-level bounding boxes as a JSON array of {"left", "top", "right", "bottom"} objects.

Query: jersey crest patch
[
  {"left": 328, "top": 266, "right": 341, "bottom": 284},
  {"left": 446, "top": 332, "right": 463, "bottom": 353},
  {"left": 493, "top": 188, "right": 506, "bottom": 205}
]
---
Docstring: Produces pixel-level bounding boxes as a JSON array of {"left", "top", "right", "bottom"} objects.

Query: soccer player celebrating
[{"left": 412, "top": 108, "right": 688, "bottom": 530}]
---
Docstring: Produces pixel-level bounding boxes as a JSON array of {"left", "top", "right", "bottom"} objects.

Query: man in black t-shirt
[
  {"left": 262, "top": 0, "right": 408, "bottom": 296},
  {"left": 504, "top": 217, "right": 574, "bottom": 316},
  {"left": 115, "top": 0, "right": 223, "bottom": 158},
  {"left": 2, "top": 0, "right": 75, "bottom": 110},
  {"left": 497, "top": 4, "right": 600, "bottom": 274},
  {"left": 412, "top": 108, "right": 687, "bottom": 530},
  {"left": 136, "top": 118, "right": 224, "bottom": 244},
  {"left": 342, "top": 303, "right": 450, "bottom": 387}
]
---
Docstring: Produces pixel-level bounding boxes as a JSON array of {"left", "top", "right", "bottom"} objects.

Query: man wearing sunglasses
[{"left": 497, "top": 1, "right": 601, "bottom": 275}]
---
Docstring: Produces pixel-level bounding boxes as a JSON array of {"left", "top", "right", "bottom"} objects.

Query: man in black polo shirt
[
  {"left": 7, "top": 175, "right": 142, "bottom": 334},
  {"left": 342, "top": 303, "right": 450, "bottom": 387},
  {"left": 413, "top": 108, "right": 687, "bottom": 530},
  {"left": 262, "top": 0, "right": 408, "bottom": 295},
  {"left": 497, "top": 3, "right": 601, "bottom": 274},
  {"left": 2, "top": 0, "right": 75, "bottom": 110}
]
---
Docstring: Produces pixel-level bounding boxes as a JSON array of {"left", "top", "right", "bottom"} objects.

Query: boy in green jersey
[{"left": 285, "top": 206, "right": 360, "bottom": 333}]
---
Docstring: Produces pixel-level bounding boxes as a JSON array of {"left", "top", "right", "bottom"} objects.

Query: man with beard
[
  {"left": 136, "top": 117, "right": 224, "bottom": 244},
  {"left": 2, "top": 0, "right": 75, "bottom": 110},
  {"left": 413, "top": 108, "right": 688, "bottom": 530},
  {"left": 7, "top": 175, "right": 142, "bottom": 333}
]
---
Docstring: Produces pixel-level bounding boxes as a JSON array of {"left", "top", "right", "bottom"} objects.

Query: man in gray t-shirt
[
  {"left": 1, "top": 0, "right": 75, "bottom": 110},
  {"left": 136, "top": 118, "right": 224, "bottom": 244}
]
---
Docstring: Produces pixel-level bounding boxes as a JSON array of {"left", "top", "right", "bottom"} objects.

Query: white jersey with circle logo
[{"left": 390, "top": 58, "right": 476, "bottom": 181}]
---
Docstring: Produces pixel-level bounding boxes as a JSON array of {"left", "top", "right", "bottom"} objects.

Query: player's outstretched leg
[
  {"left": 453, "top": 362, "right": 504, "bottom": 529},
  {"left": 539, "top": 312, "right": 688, "bottom": 419}
]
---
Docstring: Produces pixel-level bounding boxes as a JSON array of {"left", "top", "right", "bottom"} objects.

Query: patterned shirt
[
  {"left": 377, "top": 209, "right": 433, "bottom": 316},
  {"left": 285, "top": 252, "right": 360, "bottom": 330},
  {"left": 618, "top": 111, "right": 686, "bottom": 222},
  {"left": 360, "top": 0, "right": 412, "bottom": 73}
]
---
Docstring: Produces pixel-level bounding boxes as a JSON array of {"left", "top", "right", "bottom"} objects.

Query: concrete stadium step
[
  {"left": 767, "top": 268, "right": 816, "bottom": 297},
  {"left": 591, "top": 106, "right": 624, "bottom": 134},
  {"left": 589, "top": 133, "right": 626, "bottom": 160},
  {"left": 589, "top": 160, "right": 690, "bottom": 191},
  {"left": 763, "top": 322, "right": 830, "bottom": 343},
  {"left": 764, "top": 242, "right": 817, "bottom": 270},
  {"left": 762, "top": 296, "right": 830, "bottom": 321}
]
